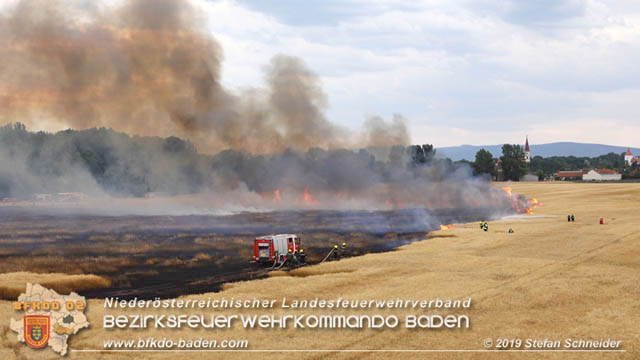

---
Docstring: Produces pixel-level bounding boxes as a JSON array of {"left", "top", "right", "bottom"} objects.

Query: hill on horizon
[{"left": 438, "top": 142, "right": 640, "bottom": 161}]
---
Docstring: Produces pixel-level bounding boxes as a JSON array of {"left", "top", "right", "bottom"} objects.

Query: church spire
[{"left": 524, "top": 136, "right": 531, "bottom": 163}]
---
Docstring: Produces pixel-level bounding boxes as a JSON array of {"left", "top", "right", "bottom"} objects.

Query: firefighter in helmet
[
  {"left": 299, "top": 249, "right": 306, "bottom": 264},
  {"left": 341, "top": 242, "right": 347, "bottom": 250},
  {"left": 333, "top": 244, "right": 340, "bottom": 260},
  {"left": 288, "top": 248, "right": 296, "bottom": 266}
]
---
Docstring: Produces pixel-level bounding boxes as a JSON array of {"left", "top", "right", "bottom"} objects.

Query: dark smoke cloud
[
  {"left": 0, "top": 0, "right": 529, "bottom": 218},
  {"left": 0, "top": 0, "right": 407, "bottom": 154}
]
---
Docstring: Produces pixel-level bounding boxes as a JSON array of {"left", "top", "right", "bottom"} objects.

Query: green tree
[
  {"left": 472, "top": 149, "right": 496, "bottom": 177},
  {"left": 500, "top": 144, "right": 526, "bottom": 181},
  {"left": 408, "top": 144, "right": 435, "bottom": 166}
]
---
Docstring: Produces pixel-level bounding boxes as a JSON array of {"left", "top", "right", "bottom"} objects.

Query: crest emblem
[{"left": 24, "top": 315, "right": 50, "bottom": 348}]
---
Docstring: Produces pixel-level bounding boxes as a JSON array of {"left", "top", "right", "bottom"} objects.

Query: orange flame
[
  {"left": 302, "top": 188, "right": 319, "bottom": 205},
  {"left": 500, "top": 186, "right": 540, "bottom": 215},
  {"left": 273, "top": 189, "right": 281, "bottom": 202},
  {"left": 440, "top": 224, "right": 455, "bottom": 230}
]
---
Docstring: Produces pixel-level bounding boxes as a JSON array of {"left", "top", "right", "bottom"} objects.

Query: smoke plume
[
  {"left": 0, "top": 0, "right": 406, "bottom": 154},
  {"left": 0, "top": 0, "right": 533, "bottom": 218}
]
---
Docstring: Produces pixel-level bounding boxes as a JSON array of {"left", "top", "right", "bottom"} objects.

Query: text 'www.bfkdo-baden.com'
[{"left": 102, "top": 337, "right": 249, "bottom": 350}]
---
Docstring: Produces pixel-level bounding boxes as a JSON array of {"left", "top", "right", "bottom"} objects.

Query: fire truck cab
[{"left": 253, "top": 234, "right": 300, "bottom": 266}]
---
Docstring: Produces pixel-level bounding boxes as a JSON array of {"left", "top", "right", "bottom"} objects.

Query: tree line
[
  {"left": 2, "top": 122, "right": 634, "bottom": 200},
  {"left": 471, "top": 145, "right": 636, "bottom": 181},
  {"left": 0, "top": 123, "right": 464, "bottom": 199}
]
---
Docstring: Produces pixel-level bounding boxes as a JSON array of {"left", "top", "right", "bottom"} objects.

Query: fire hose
[
  {"left": 272, "top": 259, "right": 288, "bottom": 270},
  {"left": 266, "top": 247, "right": 339, "bottom": 271},
  {"left": 318, "top": 248, "right": 336, "bottom": 264},
  {"left": 268, "top": 259, "right": 277, "bottom": 270}
]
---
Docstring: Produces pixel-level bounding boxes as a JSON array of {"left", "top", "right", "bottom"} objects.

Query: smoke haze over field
[
  {"left": 0, "top": 0, "right": 407, "bottom": 154},
  {"left": 0, "top": 124, "right": 534, "bottom": 217}
]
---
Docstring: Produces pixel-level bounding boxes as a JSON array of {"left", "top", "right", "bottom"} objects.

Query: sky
[{"left": 197, "top": 0, "right": 640, "bottom": 147}]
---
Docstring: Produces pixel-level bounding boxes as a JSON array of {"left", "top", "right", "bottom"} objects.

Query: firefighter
[
  {"left": 571, "top": 214, "right": 575, "bottom": 222},
  {"left": 341, "top": 242, "right": 347, "bottom": 250},
  {"left": 508, "top": 228, "right": 514, "bottom": 233},
  {"left": 482, "top": 222, "right": 488, "bottom": 231},
  {"left": 480, "top": 221, "right": 484, "bottom": 229},
  {"left": 288, "top": 248, "right": 296, "bottom": 266},
  {"left": 333, "top": 245, "right": 340, "bottom": 260},
  {"left": 568, "top": 214, "right": 571, "bottom": 222},
  {"left": 299, "top": 249, "right": 306, "bottom": 264}
]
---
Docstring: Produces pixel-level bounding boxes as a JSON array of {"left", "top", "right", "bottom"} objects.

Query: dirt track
[{"left": 1, "top": 182, "right": 639, "bottom": 359}]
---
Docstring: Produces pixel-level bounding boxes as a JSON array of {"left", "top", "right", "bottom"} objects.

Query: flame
[
  {"left": 301, "top": 188, "right": 319, "bottom": 205},
  {"left": 253, "top": 185, "right": 543, "bottom": 212},
  {"left": 500, "top": 186, "right": 540, "bottom": 215},
  {"left": 440, "top": 224, "right": 455, "bottom": 230}
]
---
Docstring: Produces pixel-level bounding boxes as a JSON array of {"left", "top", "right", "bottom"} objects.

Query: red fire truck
[{"left": 252, "top": 234, "right": 301, "bottom": 267}]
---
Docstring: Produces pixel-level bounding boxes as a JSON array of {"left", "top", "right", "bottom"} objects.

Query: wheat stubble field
[{"left": 1, "top": 182, "right": 638, "bottom": 359}]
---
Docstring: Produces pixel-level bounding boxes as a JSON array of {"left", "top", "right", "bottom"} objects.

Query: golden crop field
[{"left": 1, "top": 182, "right": 638, "bottom": 359}]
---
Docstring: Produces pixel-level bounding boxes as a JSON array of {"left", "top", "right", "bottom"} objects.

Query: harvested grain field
[{"left": 1, "top": 182, "right": 638, "bottom": 359}]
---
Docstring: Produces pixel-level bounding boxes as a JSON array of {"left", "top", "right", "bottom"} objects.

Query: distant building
[
  {"left": 33, "top": 194, "right": 53, "bottom": 202},
  {"left": 582, "top": 169, "right": 622, "bottom": 181},
  {"left": 624, "top": 148, "right": 640, "bottom": 166},
  {"left": 556, "top": 170, "right": 587, "bottom": 180},
  {"left": 524, "top": 136, "right": 531, "bottom": 163},
  {"left": 54, "top": 192, "right": 87, "bottom": 202}
]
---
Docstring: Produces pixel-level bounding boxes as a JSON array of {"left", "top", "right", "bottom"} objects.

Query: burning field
[
  {"left": 0, "top": 0, "right": 537, "bottom": 298},
  {"left": 0, "top": 1, "right": 575, "bottom": 357},
  {"left": 0, "top": 202, "right": 528, "bottom": 300},
  {"left": 1, "top": 181, "right": 637, "bottom": 359}
]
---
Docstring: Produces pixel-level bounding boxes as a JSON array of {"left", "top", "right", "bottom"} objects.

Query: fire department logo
[
  {"left": 10, "top": 283, "right": 89, "bottom": 356},
  {"left": 24, "top": 315, "right": 50, "bottom": 348}
]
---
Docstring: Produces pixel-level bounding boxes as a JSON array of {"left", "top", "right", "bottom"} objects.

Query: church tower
[
  {"left": 625, "top": 148, "right": 633, "bottom": 166},
  {"left": 524, "top": 136, "right": 531, "bottom": 163}
]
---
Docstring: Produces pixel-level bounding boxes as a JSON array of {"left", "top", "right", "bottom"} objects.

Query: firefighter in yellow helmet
[
  {"left": 341, "top": 242, "right": 347, "bottom": 249},
  {"left": 299, "top": 249, "right": 306, "bottom": 264},
  {"left": 287, "top": 248, "right": 294, "bottom": 264},
  {"left": 333, "top": 244, "right": 340, "bottom": 260}
]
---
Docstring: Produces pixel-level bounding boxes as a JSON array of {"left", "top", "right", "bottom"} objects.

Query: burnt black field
[{"left": 0, "top": 206, "right": 509, "bottom": 299}]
